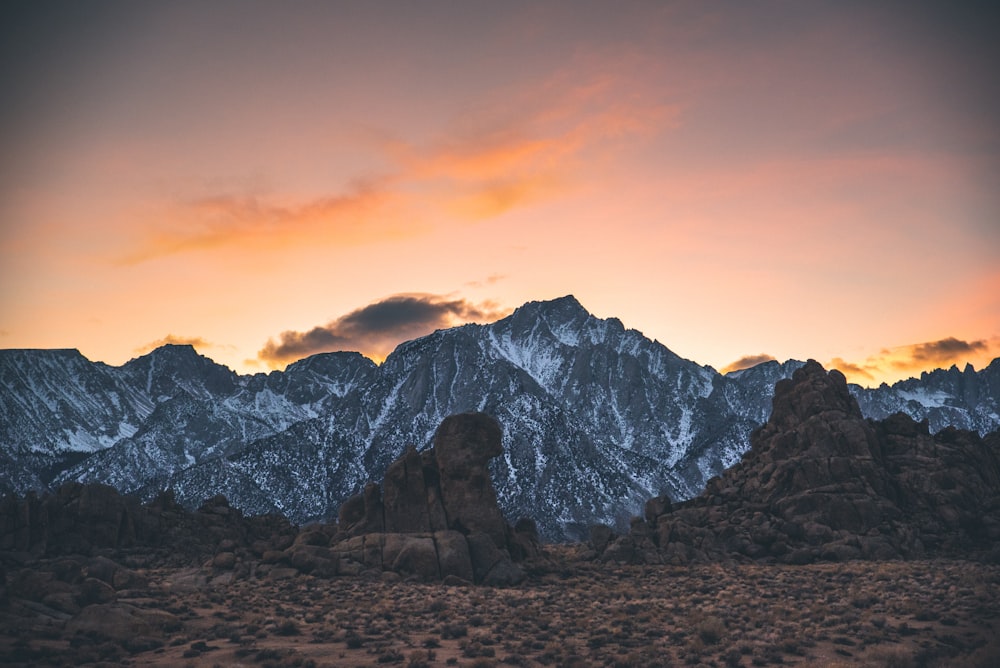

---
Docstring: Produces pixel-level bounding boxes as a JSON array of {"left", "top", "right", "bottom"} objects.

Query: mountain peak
[
  {"left": 150, "top": 343, "right": 200, "bottom": 358},
  {"left": 515, "top": 294, "right": 589, "bottom": 318}
]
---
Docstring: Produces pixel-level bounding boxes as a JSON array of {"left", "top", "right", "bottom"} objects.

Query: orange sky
[{"left": 2, "top": 1, "right": 998, "bottom": 387}]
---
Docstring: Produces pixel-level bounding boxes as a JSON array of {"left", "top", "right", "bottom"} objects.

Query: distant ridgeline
[{"left": 2, "top": 296, "right": 999, "bottom": 540}]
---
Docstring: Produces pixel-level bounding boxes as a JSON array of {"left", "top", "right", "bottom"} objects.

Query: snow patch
[{"left": 898, "top": 388, "right": 951, "bottom": 409}]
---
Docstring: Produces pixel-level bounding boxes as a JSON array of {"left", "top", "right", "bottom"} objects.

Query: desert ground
[{"left": 3, "top": 547, "right": 999, "bottom": 668}]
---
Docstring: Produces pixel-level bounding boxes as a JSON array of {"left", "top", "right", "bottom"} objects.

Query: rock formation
[
  {"left": 595, "top": 360, "right": 1000, "bottom": 565},
  {"left": 0, "top": 482, "right": 295, "bottom": 566},
  {"left": 1, "top": 412, "right": 538, "bottom": 592},
  {"left": 332, "top": 412, "right": 539, "bottom": 585}
]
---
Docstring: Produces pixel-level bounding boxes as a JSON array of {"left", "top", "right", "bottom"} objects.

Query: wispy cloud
[
  {"left": 826, "top": 357, "right": 878, "bottom": 381},
  {"left": 385, "top": 63, "right": 678, "bottom": 222},
  {"left": 256, "top": 293, "right": 510, "bottom": 367},
  {"left": 464, "top": 274, "right": 507, "bottom": 289},
  {"left": 720, "top": 353, "right": 776, "bottom": 374},
  {"left": 119, "top": 61, "right": 677, "bottom": 264},
  {"left": 119, "top": 177, "right": 397, "bottom": 265}
]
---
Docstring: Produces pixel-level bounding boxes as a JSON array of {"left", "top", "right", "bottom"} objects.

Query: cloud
[
  {"left": 464, "top": 274, "right": 507, "bottom": 289},
  {"left": 899, "top": 337, "right": 989, "bottom": 368},
  {"left": 119, "top": 177, "right": 398, "bottom": 265},
  {"left": 720, "top": 354, "right": 776, "bottom": 374},
  {"left": 257, "top": 294, "right": 510, "bottom": 367},
  {"left": 826, "top": 357, "right": 877, "bottom": 381},
  {"left": 385, "top": 64, "right": 679, "bottom": 222},
  {"left": 119, "top": 59, "right": 677, "bottom": 263},
  {"left": 134, "top": 334, "right": 213, "bottom": 355},
  {"left": 829, "top": 336, "right": 996, "bottom": 386}
]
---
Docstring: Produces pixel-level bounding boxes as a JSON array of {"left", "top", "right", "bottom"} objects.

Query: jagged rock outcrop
[
  {"left": 0, "top": 482, "right": 296, "bottom": 643},
  {"left": 0, "top": 416, "right": 538, "bottom": 588},
  {"left": 0, "top": 482, "right": 296, "bottom": 567},
  {"left": 598, "top": 360, "right": 1000, "bottom": 565},
  {"left": 332, "top": 413, "right": 539, "bottom": 585}
]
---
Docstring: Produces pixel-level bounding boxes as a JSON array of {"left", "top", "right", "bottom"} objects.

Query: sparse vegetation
[{"left": 1, "top": 550, "right": 999, "bottom": 666}]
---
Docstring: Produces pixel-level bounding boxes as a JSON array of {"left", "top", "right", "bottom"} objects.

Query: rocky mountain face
[
  {"left": 595, "top": 361, "right": 1000, "bottom": 565},
  {"left": 2, "top": 296, "right": 999, "bottom": 540}
]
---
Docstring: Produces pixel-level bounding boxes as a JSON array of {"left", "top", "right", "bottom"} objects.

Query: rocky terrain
[
  {"left": 594, "top": 361, "right": 1000, "bottom": 566},
  {"left": 333, "top": 413, "right": 539, "bottom": 586},
  {"left": 4, "top": 296, "right": 999, "bottom": 541},
  {"left": 3, "top": 553, "right": 997, "bottom": 667},
  {"left": 3, "top": 364, "right": 1000, "bottom": 666}
]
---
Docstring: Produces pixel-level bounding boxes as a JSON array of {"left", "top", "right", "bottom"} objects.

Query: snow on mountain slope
[{"left": 3, "top": 298, "right": 998, "bottom": 540}]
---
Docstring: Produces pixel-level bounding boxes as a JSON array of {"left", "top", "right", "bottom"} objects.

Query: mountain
[
  {"left": 2, "top": 296, "right": 998, "bottom": 540},
  {"left": 853, "top": 361, "right": 1000, "bottom": 434},
  {"left": 601, "top": 361, "right": 1000, "bottom": 565}
]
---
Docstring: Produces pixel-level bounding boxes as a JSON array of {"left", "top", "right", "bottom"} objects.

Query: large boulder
[
  {"left": 433, "top": 413, "right": 509, "bottom": 547},
  {"left": 331, "top": 413, "right": 535, "bottom": 584}
]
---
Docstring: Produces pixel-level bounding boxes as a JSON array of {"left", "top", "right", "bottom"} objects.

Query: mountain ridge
[{"left": 2, "top": 296, "right": 998, "bottom": 540}]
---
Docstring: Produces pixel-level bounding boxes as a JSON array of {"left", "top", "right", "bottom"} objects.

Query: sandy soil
[{"left": 3, "top": 550, "right": 999, "bottom": 667}]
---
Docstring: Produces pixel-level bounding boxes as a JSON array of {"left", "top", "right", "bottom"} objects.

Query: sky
[{"left": 1, "top": 1, "right": 998, "bottom": 387}]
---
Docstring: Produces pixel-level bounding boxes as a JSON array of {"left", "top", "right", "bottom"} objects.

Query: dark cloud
[
  {"left": 257, "top": 294, "right": 509, "bottom": 367},
  {"left": 830, "top": 336, "right": 995, "bottom": 386},
  {"left": 720, "top": 354, "right": 776, "bottom": 374},
  {"left": 901, "top": 337, "right": 988, "bottom": 367},
  {"left": 134, "top": 335, "right": 212, "bottom": 354}
]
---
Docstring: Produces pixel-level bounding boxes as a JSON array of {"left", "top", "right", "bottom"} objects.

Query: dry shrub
[
  {"left": 696, "top": 615, "right": 726, "bottom": 645},
  {"left": 407, "top": 649, "right": 434, "bottom": 668},
  {"left": 275, "top": 619, "right": 300, "bottom": 636}
]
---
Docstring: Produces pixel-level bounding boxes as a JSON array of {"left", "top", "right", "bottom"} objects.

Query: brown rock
[
  {"left": 422, "top": 449, "right": 449, "bottom": 531},
  {"left": 466, "top": 531, "right": 523, "bottom": 585},
  {"left": 434, "top": 413, "right": 508, "bottom": 548},
  {"left": 629, "top": 360, "right": 1000, "bottom": 564},
  {"left": 363, "top": 483, "right": 385, "bottom": 533},
  {"left": 434, "top": 530, "right": 474, "bottom": 582},
  {"left": 383, "top": 446, "right": 432, "bottom": 533},
  {"left": 588, "top": 524, "right": 614, "bottom": 554},
  {"left": 84, "top": 555, "right": 120, "bottom": 584},
  {"left": 383, "top": 533, "right": 439, "bottom": 580},
  {"left": 42, "top": 591, "right": 80, "bottom": 615},
  {"left": 77, "top": 577, "right": 117, "bottom": 605},
  {"left": 262, "top": 549, "right": 287, "bottom": 564},
  {"left": 337, "top": 494, "right": 366, "bottom": 535},
  {"left": 288, "top": 545, "right": 338, "bottom": 577},
  {"left": 112, "top": 565, "right": 147, "bottom": 590},
  {"left": 329, "top": 412, "right": 530, "bottom": 584},
  {"left": 644, "top": 495, "right": 672, "bottom": 523},
  {"left": 294, "top": 528, "right": 330, "bottom": 547},
  {"left": 267, "top": 566, "right": 299, "bottom": 580},
  {"left": 212, "top": 551, "right": 237, "bottom": 570}
]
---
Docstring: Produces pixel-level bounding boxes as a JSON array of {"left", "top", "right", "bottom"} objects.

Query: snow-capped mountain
[{"left": 2, "top": 296, "right": 998, "bottom": 540}]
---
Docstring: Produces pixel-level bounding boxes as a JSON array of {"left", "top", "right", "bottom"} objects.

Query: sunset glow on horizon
[{"left": 2, "top": 1, "right": 998, "bottom": 387}]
